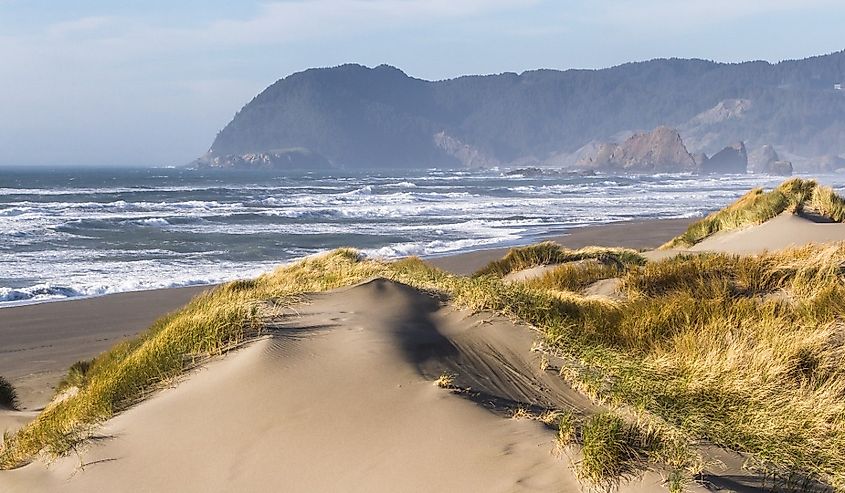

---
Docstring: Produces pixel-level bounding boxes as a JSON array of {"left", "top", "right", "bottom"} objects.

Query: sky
[{"left": 1, "top": 0, "right": 844, "bottom": 167}]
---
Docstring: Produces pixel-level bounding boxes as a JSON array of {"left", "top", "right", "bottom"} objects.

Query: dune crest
[{"left": 5, "top": 279, "right": 654, "bottom": 492}]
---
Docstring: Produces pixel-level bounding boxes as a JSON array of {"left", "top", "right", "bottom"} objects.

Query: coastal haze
[{"left": 199, "top": 53, "right": 845, "bottom": 172}]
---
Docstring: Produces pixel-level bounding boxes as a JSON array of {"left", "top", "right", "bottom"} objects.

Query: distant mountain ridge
[{"left": 196, "top": 51, "right": 845, "bottom": 172}]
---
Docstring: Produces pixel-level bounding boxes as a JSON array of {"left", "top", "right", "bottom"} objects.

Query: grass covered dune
[
  {"left": 663, "top": 177, "right": 845, "bottom": 249},
  {"left": 3, "top": 178, "right": 845, "bottom": 491}
]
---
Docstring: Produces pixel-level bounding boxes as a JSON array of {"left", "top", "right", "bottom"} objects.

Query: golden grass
[
  {"left": 661, "top": 178, "right": 844, "bottom": 249},
  {"left": 4, "top": 242, "right": 845, "bottom": 491},
  {"left": 812, "top": 184, "right": 845, "bottom": 222},
  {"left": 434, "top": 372, "right": 456, "bottom": 389},
  {"left": 0, "top": 249, "right": 380, "bottom": 468},
  {"left": 474, "top": 242, "right": 645, "bottom": 277},
  {"left": 0, "top": 377, "right": 17, "bottom": 411},
  {"left": 521, "top": 261, "right": 623, "bottom": 293}
]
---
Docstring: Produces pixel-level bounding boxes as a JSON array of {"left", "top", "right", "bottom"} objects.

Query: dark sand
[
  {"left": 0, "top": 286, "right": 210, "bottom": 409},
  {"left": 0, "top": 218, "right": 690, "bottom": 408}
]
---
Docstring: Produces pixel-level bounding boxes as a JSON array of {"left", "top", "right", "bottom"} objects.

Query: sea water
[{"left": 2, "top": 166, "right": 842, "bottom": 306}]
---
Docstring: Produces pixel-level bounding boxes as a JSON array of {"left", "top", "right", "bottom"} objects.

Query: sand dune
[
  {"left": 4, "top": 211, "right": 828, "bottom": 491},
  {"left": 2, "top": 280, "right": 628, "bottom": 492},
  {"left": 689, "top": 212, "right": 845, "bottom": 254}
]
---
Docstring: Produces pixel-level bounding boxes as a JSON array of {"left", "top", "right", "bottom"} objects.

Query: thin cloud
[{"left": 596, "top": 0, "right": 841, "bottom": 31}]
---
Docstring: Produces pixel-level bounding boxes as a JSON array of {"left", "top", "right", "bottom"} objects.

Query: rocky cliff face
[
  {"left": 433, "top": 131, "right": 500, "bottom": 168},
  {"left": 699, "top": 142, "right": 748, "bottom": 174},
  {"left": 577, "top": 126, "right": 697, "bottom": 172},
  {"left": 818, "top": 154, "right": 845, "bottom": 172}
]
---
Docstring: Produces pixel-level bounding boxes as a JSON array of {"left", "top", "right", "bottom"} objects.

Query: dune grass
[
  {"left": 0, "top": 377, "right": 18, "bottom": 411},
  {"left": 4, "top": 243, "right": 845, "bottom": 490},
  {"left": 453, "top": 244, "right": 845, "bottom": 489},
  {"left": 578, "top": 413, "right": 663, "bottom": 491},
  {"left": 474, "top": 242, "right": 645, "bottom": 277},
  {"left": 812, "top": 184, "right": 845, "bottom": 222},
  {"left": 520, "top": 261, "right": 623, "bottom": 293},
  {"left": 661, "top": 178, "right": 845, "bottom": 249}
]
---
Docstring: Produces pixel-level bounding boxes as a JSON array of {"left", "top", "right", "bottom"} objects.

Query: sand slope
[
  {"left": 1, "top": 280, "right": 618, "bottom": 492},
  {"left": 690, "top": 213, "right": 845, "bottom": 255}
]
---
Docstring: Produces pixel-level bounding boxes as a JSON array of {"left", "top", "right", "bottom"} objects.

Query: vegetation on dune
[
  {"left": 474, "top": 242, "right": 646, "bottom": 277},
  {"left": 4, "top": 242, "right": 845, "bottom": 490},
  {"left": 577, "top": 413, "right": 663, "bottom": 491},
  {"left": 0, "top": 249, "right": 378, "bottom": 469},
  {"left": 520, "top": 261, "right": 624, "bottom": 294},
  {"left": 662, "top": 178, "right": 845, "bottom": 249},
  {"left": 813, "top": 184, "right": 845, "bottom": 222},
  {"left": 0, "top": 377, "right": 18, "bottom": 411}
]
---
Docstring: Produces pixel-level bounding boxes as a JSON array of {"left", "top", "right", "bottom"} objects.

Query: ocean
[{"left": 2, "top": 167, "right": 843, "bottom": 306}]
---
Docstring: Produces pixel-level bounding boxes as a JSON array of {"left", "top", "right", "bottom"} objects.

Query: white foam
[
  {"left": 5, "top": 170, "right": 845, "bottom": 309},
  {"left": 135, "top": 217, "right": 171, "bottom": 227}
]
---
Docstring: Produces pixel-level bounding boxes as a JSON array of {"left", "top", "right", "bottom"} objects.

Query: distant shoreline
[{"left": 0, "top": 217, "right": 693, "bottom": 310}]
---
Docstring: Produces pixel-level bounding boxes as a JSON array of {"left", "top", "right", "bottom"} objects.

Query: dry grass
[
  {"left": 434, "top": 372, "right": 456, "bottom": 389},
  {"left": 812, "top": 184, "right": 845, "bottom": 222},
  {"left": 521, "top": 261, "right": 623, "bottom": 293},
  {"left": 0, "top": 377, "right": 18, "bottom": 411},
  {"left": 4, "top": 241, "right": 845, "bottom": 490},
  {"left": 661, "top": 178, "right": 844, "bottom": 249},
  {"left": 474, "top": 242, "right": 645, "bottom": 277}
]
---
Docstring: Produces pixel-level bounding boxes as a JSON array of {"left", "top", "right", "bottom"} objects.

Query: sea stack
[
  {"left": 699, "top": 142, "right": 747, "bottom": 174},
  {"left": 577, "top": 126, "right": 697, "bottom": 173}
]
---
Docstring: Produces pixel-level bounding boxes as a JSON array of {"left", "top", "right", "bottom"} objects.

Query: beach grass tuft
[
  {"left": 56, "top": 361, "right": 93, "bottom": 393},
  {"left": 0, "top": 377, "right": 18, "bottom": 411},
  {"left": 434, "top": 372, "right": 456, "bottom": 389},
  {"left": 578, "top": 413, "right": 657, "bottom": 490}
]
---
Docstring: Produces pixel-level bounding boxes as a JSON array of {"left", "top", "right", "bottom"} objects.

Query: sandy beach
[{"left": 3, "top": 207, "right": 845, "bottom": 492}]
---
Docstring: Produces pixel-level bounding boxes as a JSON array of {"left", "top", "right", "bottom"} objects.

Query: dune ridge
[{"left": 0, "top": 280, "right": 606, "bottom": 492}]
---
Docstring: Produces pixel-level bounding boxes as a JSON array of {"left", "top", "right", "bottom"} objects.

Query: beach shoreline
[{"left": 0, "top": 217, "right": 692, "bottom": 409}]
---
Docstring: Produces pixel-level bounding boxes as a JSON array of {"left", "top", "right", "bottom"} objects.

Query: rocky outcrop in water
[
  {"left": 699, "top": 142, "right": 748, "bottom": 174},
  {"left": 576, "top": 126, "right": 697, "bottom": 173},
  {"left": 748, "top": 144, "right": 780, "bottom": 173},
  {"left": 766, "top": 160, "right": 793, "bottom": 176}
]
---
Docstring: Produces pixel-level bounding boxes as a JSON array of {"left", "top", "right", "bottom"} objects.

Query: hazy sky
[{"left": 1, "top": 0, "right": 844, "bottom": 167}]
